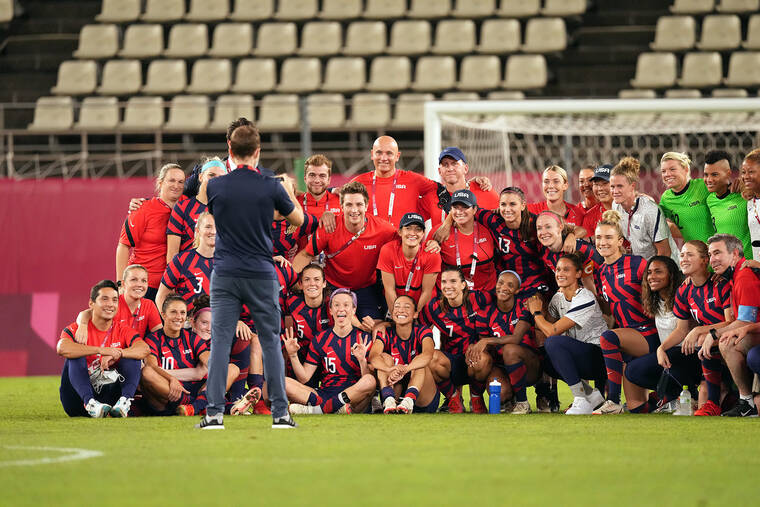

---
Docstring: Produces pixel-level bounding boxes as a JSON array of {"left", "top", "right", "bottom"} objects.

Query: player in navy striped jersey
[
  {"left": 271, "top": 208, "right": 318, "bottom": 260},
  {"left": 284, "top": 264, "right": 333, "bottom": 361},
  {"left": 369, "top": 295, "right": 438, "bottom": 414}
]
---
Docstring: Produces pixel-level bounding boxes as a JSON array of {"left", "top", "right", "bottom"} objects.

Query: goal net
[{"left": 424, "top": 98, "right": 760, "bottom": 204}]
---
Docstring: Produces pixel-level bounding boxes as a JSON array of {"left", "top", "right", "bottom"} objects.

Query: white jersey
[
  {"left": 614, "top": 197, "right": 679, "bottom": 263},
  {"left": 547, "top": 287, "right": 608, "bottom": 345},
  {"left": 654, "top": 300, "right": 678, "bottom": 345},
  {"left": 748, "top": 199, "right": 760, "bottom": 260}
]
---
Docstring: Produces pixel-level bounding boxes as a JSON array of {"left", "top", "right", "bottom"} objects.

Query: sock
[
  {"left": 740, "top": 393, "right": 755, "bottom": 407},
  {"left": 307, "top": 392, "right": 323, "bottom": 406},
  {"left": 320, "top": 392, "right": 349, "bottom": 414},
  {"left": 701, "top": 357, "right": 722, "bottom": 404},
  {"left": 192, "top": 390, "right": 208, "bottom": 413},
  {"left": 581, "top": 380, "right": 594, "bottom": 396},
  {"left": 67, "top": 357, "right": 96, "bottom": 404},
  {"left": 380, "top": 386, "right": 395, "bottom": 402},
  {"left": 568, "top": 382, "right": 586, "bottom": 398},
  {"left": 437, "top": 378, "right": 456, "bottom": 399},
  {"left": 629, "top": 402, "right": 649, "bottom": 414},
  {"left": 600, "top": 330, "right": 624, "bottom": 404},
  {"left": 247, "top": 373, "right": 264, "bottom": 390},
  {"left": 116, "top": 358, "right": 141, "bottom": 398},
  {"left": 504, "top": 362, "right": 529, "bottom": 402},
  {"left": 469, "top": 380, "right": 486, "bottom": 397},
  {"left": 404, "top": 386, "right": 419, "bottom": 402}
]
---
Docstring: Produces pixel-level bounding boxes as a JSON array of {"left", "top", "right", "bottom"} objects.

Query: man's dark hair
[
  {"left": 229, "top": 124, "right": 261, "bottom": 160},
  {"left": 226, "top": 117, "right": 254, "bottom": 142},
  {"left": 90, "top": 280, "right": 118, "bottom": 302},
  {"left": 705, "top": 149, "right": 732, "bottom": 167}
]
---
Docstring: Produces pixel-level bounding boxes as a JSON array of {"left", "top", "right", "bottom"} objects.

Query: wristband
[
  {"left": 532, "top": 311, "right": 542, "bottom": 317},
  {"left": 709, "top": 328, "right": 718, "bottom": 340}
]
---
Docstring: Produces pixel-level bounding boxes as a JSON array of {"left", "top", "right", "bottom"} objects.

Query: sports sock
[
  {"left": 740, "top": 393, "right": 755, "bottom": 407},
  {"left": 581, "top": 380, "right": 594, "bottom": 396},
  {"left": 380, "top": 386, "right": 395, "bottom": 402},
  {"left": 701, "top": 357, "right": 722, "bottom": 404},
  {"left": 116, "top": 358, "right": 141, "bottom": 398},
  {"left": 469, "top": 380, "right": 486, "bottom": 397},
  {"left": 404, "top": 386, "right": 419, "bottom": 402},
  {"left": 600, "top": 330, "right": 624, "bottom": 404},
  {"left": 320, "top": 391, "right": 349, "bottom": 414},
  {"left": 504, "top": 362, "right": 529, "bottom": 402},
  {"left": 192, "top": 390, "right": 208, "bottom": 413},
  {"left": 307, "top": 392, "right": 323, "bottom": 406},
  {"left": 437, "top": 378, "right": 456, "bottom": 399},
  {"left": 568, "top": 382, "right": 586, "bottom": 398},
  {"left": 67, "top": 357, "right": 95, "bottom": 404},
  {"left": 247, "top": 373, "right": 264, "bottom": 390},
  {"left": 629, "top": 402, "right": 649, "bottom": 414}
]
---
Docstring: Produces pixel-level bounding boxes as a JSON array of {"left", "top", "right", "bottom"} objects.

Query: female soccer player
[
  {"left": 527, "top": 165, "right": 587, "bottom": 232},
  {"left": 531, "top": 254, "right": 608, "bottom": 415},
  {"left": 284, "top": 289, "right": 376, "bottom": 414},
  {"left": 284, "top": 264, "right": 333, "bottom": 362},
  {"left": 370, "top": 295, "right": 438, "bottom": 414},
  {"left": 191, "top": 294, "right": 212, "bottom": 341},
  {"left": 116, "top": 163, "right": 186, "bottom": 300},
  {"left": 659, "top": 151, "right": 714, "bottom": 243}
]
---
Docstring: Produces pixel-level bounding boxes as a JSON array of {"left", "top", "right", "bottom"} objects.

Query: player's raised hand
[
  {"left": 371, "top": 320, "right": 390, "bottom": 341},
  {"left": 469, "top": 176, "right": 492, "bottom": 192},
  {"left": 282, "top": 327, "right": 300, "bottom": 356},
  {"left": 319, "top": 211, "right": 336, "bottom": 234},
  {"left": 359, "top": 315, "right": 376, "bottom": 332},
  {"left": 352, "top": 336, "right": 369, "bottom": 360},
  {"left": 128, "top": 197, "right": 146, "bottom": 213},
  {"left": 236, "top": 320, "right": 253, "bottom": 341},
  {"left": 74, "top": 325, "right": 88, "bottom": 344},
  {"left": 424, "top": 238, "right": 441, "bottom": 254},
  {"left": 433, "top": 221, "right": 452, "bottom": 244},
  {"left": 273, "top": 255, "right": 292, "bottom": 267}
]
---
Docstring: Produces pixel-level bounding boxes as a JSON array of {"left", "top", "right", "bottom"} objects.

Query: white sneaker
[
  {"left": 109, "top": 396, "right": 132, "bottom": 418},
  {"left": 566, "top": 396, "right": 594, "bottom": 415},
  {"left": 383, "top": 397, "right": 397, "bottom": 414},
  {"left": 653, "top": 399, "right": 679, "bottom": 414},
  {"left": 592, "top": 400, "right": 625, "bottom": 415},
  {"left": 85, "top": 399, "right": 111, "bottom": 418},
  {"left": 288, "top": 403, "right": 323, "bottom": 415},
  {"left": 587, "top": 389, "right": 605, "bottom": 410},
  {"left": 511, "top": 401, "right": 532, "bottom": 414},
  {"left": 396, "top": 397, "right": 414, "bottom": 414}
]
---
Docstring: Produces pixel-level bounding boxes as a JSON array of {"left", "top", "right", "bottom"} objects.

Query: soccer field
[{"left": 2, "top": 376, "right": 759, "bottom": 506}]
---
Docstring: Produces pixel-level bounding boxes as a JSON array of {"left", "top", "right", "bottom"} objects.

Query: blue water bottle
[{"left": 488, "top": 379, "right": 501, "bottom": 414}]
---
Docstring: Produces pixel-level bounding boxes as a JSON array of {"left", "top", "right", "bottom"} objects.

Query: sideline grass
[{"left": 2, "top": 376, "right": 760, "bottom": 506}]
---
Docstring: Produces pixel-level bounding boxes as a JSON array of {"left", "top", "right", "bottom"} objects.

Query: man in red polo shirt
[{"left": 297, "top": 154, "right": 342, "bottom": 220}]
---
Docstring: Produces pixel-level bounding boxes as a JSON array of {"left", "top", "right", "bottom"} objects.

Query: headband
[
  {"left": 201, "top": 160, "right": 227, "bottom": 174},
  {"left": 498, "top": 270, "right": 522, "bottom": 286},
  {"left": 194, "top": 307, "right": 211, "bottom": 319},
  {"left": 537, "top": 210, "right": 563, "bottom": 226}
]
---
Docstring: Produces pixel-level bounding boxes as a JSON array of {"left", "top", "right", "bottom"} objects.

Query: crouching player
[
  {"left": 370, "top": 295, "right": 439, "bottom": 414},
  {"left": 284, "top": 289, "right": 376, "bottom": 414},
  {"left": 57, "top": 280, "right": 149, "bottom": 418}
]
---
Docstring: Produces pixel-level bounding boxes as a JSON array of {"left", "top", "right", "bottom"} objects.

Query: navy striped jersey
[
  {"left": 285, "top": 293, "right": 333, "bottom": 353},
  {"left": 270, "top": 212, "right": 318, "bottom": 258},
  {"left": 474, "top": 209, "right": 548, "bottom": 291},
  {"left": 476, "top": 296, "right": 537, "bottom": 349},
  {"left": 376, "top": 324, "right": 434, "bottom": 365},
  {"left": 305, "top": 327, "right": 372, "bottom": 389},
  {"left": 167, "top": 196, "right": 207, "bottom": 253},
  {"left": 673, "top": 277, "right": 731, "bottom": 325},
  {"left": 419, "top": 290, "right": 491, "bottom": 356},
  {"left": 161, "top": 249, "right": 213, "bottom": 311},
  {"left": 538, "top": 239, "right": 603, "bottom": 278},
  {"left": 145, "top": 328, "right": 209, "bottom": 390},
  {"left": 595, "top": 254, "right": 655, "bottom": 330}
]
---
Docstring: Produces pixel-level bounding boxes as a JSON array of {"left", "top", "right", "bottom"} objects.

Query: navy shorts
[{"left": 441, "top": 351, "right": 469, "bottom": 386}]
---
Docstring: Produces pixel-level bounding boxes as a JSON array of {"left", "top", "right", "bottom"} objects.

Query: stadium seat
[
  {"left": 724, "top": 51, "right": 760, "bottom": 87},
  {"left": 319, "top": 0, "right": 363, "bottom": 20},
  {"left": 307, "top": 94, "right": 346, "bottom": 129},
  {"left": 321, "top": 57, "right": 366, "bottom": 92},
  {"left": 184, "top": 0, "right": 228, "bottom": 21},
  {"left": 442, "top": 92, "right": 480, "bottom": 101},
  {"left": 391, "top": 93, "right": 434, "bottom": 128},
  {"left": 477, "top": 19, "right": 520, "bottom": 54},
  {"left": 254, "top": 23, "right": 297, "bottom": 57},
  {"left": 712, "top": 87, "right": 748, "bottom": 97},
  {"left": 186, "top": 59, "right": 232, "bottom": 94},
  {"left": 164, "top": 24, "right": 208, "bottom": 58},
  {"left": 343, "top": 21, "right": 386, "bottom": 55},
  {"left": 665, "top": 88, "right": 702, "bottom": 98},
  {"left": 411, "top": 56, "right": 456, "bottom": 92},
  {"left": 617, "top": 89, "right": 658, "bottom": 99},
  {"left": 387, "top": 21, "right": 431, "bottom": 55},
  {"left": 716, "top": 0, "right": 759, "bottom": 13},
  {"left": 231, "top": 59, "right": 277, "bottom": 94},
  {"left": 487, "top": 90, "right": 525, "bottom": 100},
  {"left": 522, "top": 17, "right": 567, "bottom": 53},
  {"left": 276, "top": 57, "right": 322, "bottom": 93},
  {"left": 630, "top": 52, "right": 677, "bottom": 88},
  {"left": 211, "top": 95, "right": 255, "bottom": 130},
  {"left": 165, "top": 95, "right": 210, "bottom": 131},
  {"left": 275, "top": 0, "right": 318, "bottom": 20},
  {"left": 121, "top": 96, "right": 164, "bottom": 130},
  {"left": 458, "top": 55, "right": 501, "bottom": 91},
  {"left": 431, "top": 20, "right": 476, "bottom": 55},
  {"left": 73, "top": 24, "right": 119, "bottom": 59},
  {"left": 407, "top": 0, "right": 450, "bottom": 18},
  {"left": 697, "top": 15, "right": 741, "bottom": 50},
  {"left": 76, "top": 96, "right": 119, "bottom": 130},
  {"left": 0, "top": 0, "right": 11, "bottom": 23},
  {"left": 208, "top": 23, "right": 254, "bottom": 58},
  {"left": 28, "top": 96, "right": 74, "bottom": 131},
  {"left": 496, "top": 0, "right": 540, "bottom": 18},
  {"left": 298, "top": 22, "right": 342, "bottom": 57},
  {"left": 51, "top": 60, "right": 97, "bottom": 95},
  {"left": 366, "top": 56, "right": 411, "bottom": 92},
  {"left": 96, "top": 0, "right": 141, "bottom": 23},
  {"left": 678, "top": 52, "right": 723, "bottom": 88},
  {"left": 649, "top": 16, "right": 696, "bottom": 51},
  {"left": 670, "top": 0, "right": 714, "bottom": 14},
  {"left": 349, "top": 93, "right": 390, "bottom": 128},
  {"left": 542, "top": 0, "right": 587, "bottom": 16},
  {"left": 363, "top": 0, "right": 407, "bottom": 19},
  {"left": 257, "top": 94, "right": 300, "bottom": 130},
  {"left": 452, "top": 0, "right": 494, "bottom": 18},
  {"left": 229, "top": 0, "right": 273, "bottom": 21},
  {"left": 503, "top": 54, "right": 548, "bottom": 90},
  {"left": 142, "top": 59, "right": 187, "bottom": 95},
  {"left": 119, "top": 24, "right": 163, "bottom": 59},
  {"left": 141, "top": 0, "right": 185, "bottom": 22},
  {"left": 97, "top": 60, "right": 142, "bottom": 95},
  {"left": 743, "top": 15, "right": 760, "bottom": 49}
]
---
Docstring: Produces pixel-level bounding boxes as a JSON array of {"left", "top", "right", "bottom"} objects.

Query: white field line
[{"left": 0, "top": 446, "right": 103, "bottom": 467}]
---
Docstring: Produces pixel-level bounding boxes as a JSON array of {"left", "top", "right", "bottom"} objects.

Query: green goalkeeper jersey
[
  {"left": 707, "top": 191, "right": 752, "bottom": 259},
  {"left": 659, "top": 178, "right": 715, "bottom": 243}
]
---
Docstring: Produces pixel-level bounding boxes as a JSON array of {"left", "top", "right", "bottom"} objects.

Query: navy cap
[
  {"left": 438, "top": 147, "right": 467, "bottom": 164},
  {"left": 591, "top": 164, "right": 612, "bottom": 182},
  {"left": 399, "top": 212, "right": 425, "bottom": 229},
  {"left": 451, "top": 189, "right": 477, "bottom": 208}
]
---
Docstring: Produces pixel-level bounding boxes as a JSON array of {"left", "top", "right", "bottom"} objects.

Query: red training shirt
[
  {"left": 352, "top": 169, "right": 438, "bottom": 228},
  {"left": 60, "top": 320, "right": 140, "bottom": 368},
  {"left": 527, "top": 200, "right": 586, "bottom": 228},
  {"left": 115, "top": 295, "right": 161, "bottom": 339},
  {"left": 296, "top": 191, "right": 342, "bottom": 221},
  {"left": 425, "top": 182, "right": 500, "bottom": 228},
  {"left": 439, "top": 222, "right": 497, "bottom": 291},
  {"left": 377, "top": 238, "right": 442, "bottom": 305}
]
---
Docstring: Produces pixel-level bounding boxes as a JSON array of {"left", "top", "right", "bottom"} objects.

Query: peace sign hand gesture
[{"left": 282, "top": 327, "right": 300, "bottom": 357}]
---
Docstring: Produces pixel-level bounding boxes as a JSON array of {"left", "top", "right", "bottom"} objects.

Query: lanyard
[
  {"left": 372, "top": 171, "right": 399, "bottom": 222},
  {"left": 753, "top": 198, "right": 760, "bottom": 226},
  {"left": 326, "top": 222, "right": 366, "bottom": 259},
  {"left": 404, "top": 250, "right": 421, "bottom": 293},
  {"left": 239, "top": 164, "right": 260, "bottom": 174},
  {"left": 304, "top": 193, "right": 330, "bottom": 214},
  {"left": 130, "top": 300, "right": 141, "bottom": 330},
  {"left": 454, "top": 226, "right": 479, "bottom": 281},
  {"left": 625, "top": 198, "right": 638, "bottom": 237},
  {"left": 98, "top": 324, "right": 114, "bottom": 348}
]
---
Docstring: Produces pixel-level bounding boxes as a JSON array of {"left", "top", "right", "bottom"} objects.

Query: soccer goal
[{"left": 424, "top": 98, "right": 760, "bottom": 203}]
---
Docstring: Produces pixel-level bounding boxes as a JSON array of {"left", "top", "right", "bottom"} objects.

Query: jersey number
[
  {"left": 601, "top": 284, "right": 609, "bottom": 303},
  {"left": 161, "top": 356, "right": 175, "bottom": 370},
  {"left": 446, "top": 324, "right": 454, "bottom": 337},
  {"left": 324, "top": 357, "right": 336, "bottom": 373},
  {"left": 499, "top": 238, "right": 511, "bottom": 254},
  {"left": 194, "top": 276, "right": 204, "bottom": 294},
  {"left": 296, "top": 323, "right": 305, "bottom": 339}
]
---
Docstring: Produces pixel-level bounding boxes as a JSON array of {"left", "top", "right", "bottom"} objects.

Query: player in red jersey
[
  {"left": 57, "top": 280, "right": 149, "bottom": 418},
  {"left": 117, "top": 163, "right": 186, "bottom": 300},
  {"left": 284, "top": 289, "right": 376, "bottom": 414},
  {"left": 581, "top": 165, "right": 613, "bottom": 243},
  {"left": 378, "top": 212, "right": 441, "bottom": 313},
  {"left": 578, "top": 165, "right": 598, "bottom": 211},
  {"left": 370, "top": 295, "right": 438, "bottom": 414},
  {"left": 527, "top": 165, "right": 587, "bottom": 235},
  {"left": 297, "top": 154, "right": 342, "bottom": 220}
]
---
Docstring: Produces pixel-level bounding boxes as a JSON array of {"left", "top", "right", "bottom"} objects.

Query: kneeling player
[
  {"left": 284, "top": 289, "right": 375, "bottom": 414},
  {"left": 370, "top": 295, "right": 439, "bottom": 414}
]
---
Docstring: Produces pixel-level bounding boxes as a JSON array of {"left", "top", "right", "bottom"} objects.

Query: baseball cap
[
  {"left": 451, "top": 189, "right": 477, "bottom": 208},
  {"left": 438, "top": 147, "right": 467, "bottom": 164},
  {"left": 591, "top": 164, "right": 612, "bottom": 182},
  {"left": 399, "top": 212, "right": 425, "bottom": 229}
]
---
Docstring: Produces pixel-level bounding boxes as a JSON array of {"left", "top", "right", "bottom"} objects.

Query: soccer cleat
[
  {"left": 272, "top": 414, "right": 298, "bottom": 429},
  {"left": 720, "top": 398, "right": 757, "bottom": 417},
  {"left": 109, "top": 396, "right": 132, "bottom": 418},
  {"left": 230, "top": 387, "right": 261, "bottom": 416},
  {"left": 470, "top": 395, "right": 487, "bottom": 414},
  {"left": 396, "top": 397, "right": 414, "bottom": 414},
  {"left": 694, "top": 400, "right": 721, "bottom": 416},
  {"left": 176, "top": 404, "right": 195, "bottom": 417},
  {"left": 288, "top": 403, "right": 322, "bottom": 415},
  {"left": 85, "top": 399, "right": 111, "bottom": 418},
  {"left": 383, "top": 397, "right": 398, "bottom": 414},
  {"left": 447, "top": 391, "right": 465, "bottom": 414},
  {"left": 653, "top": 400, "right": 679, "bottom": 414},
  {"left": 371, "top": 395, "right": 383, "bottom": 414},
  {"left": 511, "top": 401, "right": 532, "bottom": 414},
  {"left": 566, "top": 396, "right": 594, "bottom": 415},
  {"left": 536, "top": 396, "right": 551, "bottom": 413},
  {"left": 253, "top": 399, "right": 271, "bottom": 415},
  {"left": 500, "top": 399, "right": 515, "bottom": 414},
  {"left": 195, "top": 414, "right": 224, "bottom": 430},
  {"left": 336, "top": 403, "right": 352, "bottom": 415},
  {"left": 592, "top": 400, "right": 625, "bottom": 415},
  {"left": 587, "top": 389, "right": 605, "bottom": 410},
  {"left": 548, "top": 383, "right": 561, "bottom": 413}
]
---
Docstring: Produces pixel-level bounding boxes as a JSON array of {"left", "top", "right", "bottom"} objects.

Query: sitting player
[{"left": 57, "top": 280, "right": 149, "bottom": 418}]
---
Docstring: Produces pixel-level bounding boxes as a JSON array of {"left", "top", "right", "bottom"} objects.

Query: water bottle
[
  {"left": 675, "top": 385, "right": 693, "bottom": 416},
  {"left": 488, "top": 379, "right": 501, "bottom": 414}
]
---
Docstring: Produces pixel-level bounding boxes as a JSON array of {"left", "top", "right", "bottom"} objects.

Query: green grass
[{"left": 2, "top": 377, "right": 760, "bottom": 506}]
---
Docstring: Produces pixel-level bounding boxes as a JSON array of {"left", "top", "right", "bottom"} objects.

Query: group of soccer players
[{"left": 57, "top": 116, "right": 760, "bottom": 419}]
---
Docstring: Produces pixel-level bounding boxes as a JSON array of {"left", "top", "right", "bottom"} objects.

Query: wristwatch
[
  {"left": 532, "top": 311, "right": 542, "bottom": 317},
  {"left": 709, "top": 329, "right": 718, "bottom": 340}
]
